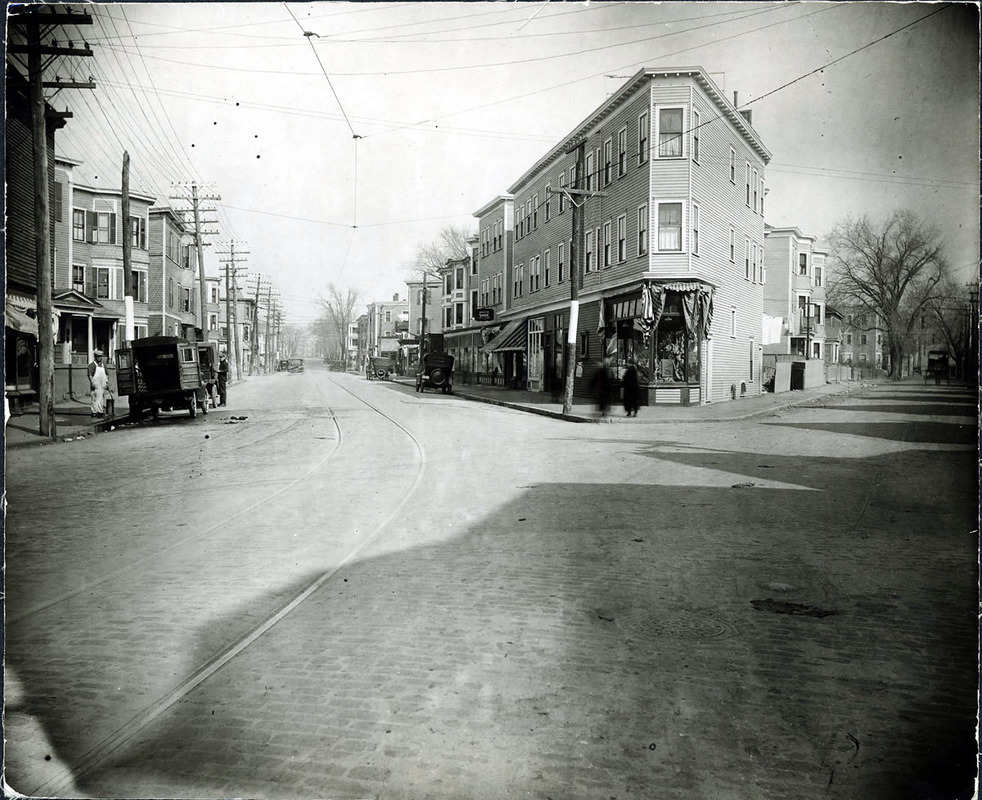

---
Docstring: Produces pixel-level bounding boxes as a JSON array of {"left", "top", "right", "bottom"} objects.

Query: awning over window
[
  {"left": 5, "top": 295, "right": 38, "bottom": 336},
  {"left": 638, "top": 282, "right": 714, "bottom": 343},
  {"left": 482, "top": 318, "right": 526, "bottom": 353}
]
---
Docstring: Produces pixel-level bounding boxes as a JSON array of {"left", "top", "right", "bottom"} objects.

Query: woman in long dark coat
[{"left": 622, "top": 362, "right": 640, "bottom": 417}]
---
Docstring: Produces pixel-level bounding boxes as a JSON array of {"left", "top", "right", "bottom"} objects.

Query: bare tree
[
  {"left": 319, "top": 284, "right": 360, "bottom": 363},
  {"left": 827, "top": 210, "right": 949, "bottom": 379},
  {"left": 406, "top": 224, "right": 474, "bottom": 357},
  {"left": 922, "top": 274, "right": 978, "bottom": 378},
  {"left": 279, "top": 324, "right": 307, "bottom": 359},
  {"left": 409, "top": 223, "right": 472, "bottom": 275}
]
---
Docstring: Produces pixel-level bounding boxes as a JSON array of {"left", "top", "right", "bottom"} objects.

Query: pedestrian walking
[
  {"left": 550, "top": 363, "right": 563, "bottom": 403},
  {"left": 622, "top": 361, "right": 640, "bottom": 417},
  {"left": 217, "top": 352, "right": 229, "bottom": 406},
  {"left": 591, "top": 363, "right": 612, "bottom": 417},
  {"left": 88, "top": 350, "right": 109, "bottom": 417}
]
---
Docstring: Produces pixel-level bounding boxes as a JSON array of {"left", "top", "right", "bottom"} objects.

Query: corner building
[{"left": 480, "top": 67, "right": 770, "bottom": 405}]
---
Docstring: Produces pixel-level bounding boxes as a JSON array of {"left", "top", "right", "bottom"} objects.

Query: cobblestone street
[{"left": 4, "top": 369, "right": 978, "bottom": 799}]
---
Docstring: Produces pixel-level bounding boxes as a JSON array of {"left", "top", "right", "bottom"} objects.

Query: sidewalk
[
  {"left": 395, "top": 375, "right": 878, "bottom": 423},
  {"left": 4, "top": 394, "right": 132, "bottom": 450}
]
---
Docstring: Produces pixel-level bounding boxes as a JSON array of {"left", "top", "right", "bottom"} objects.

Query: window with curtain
[
  {"left": 657, "top": 203, "right": 682, "bottom": 251},
  {"left": 658, "top": 108, "right": 683, "bottom": 157}
]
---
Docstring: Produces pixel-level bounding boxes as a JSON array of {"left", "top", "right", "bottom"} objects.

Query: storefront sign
[{"left": 473, "top": 308, "right": 495, "bottom": 322}]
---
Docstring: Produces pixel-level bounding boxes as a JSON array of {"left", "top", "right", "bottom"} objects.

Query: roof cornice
[
  {"left": 75, "top": 183, "right": 156, "bottom": 204},
  {"left": 508, "top": 66, "right": 771, "bottom": 192},
  {"left": 473, "top": 194, "right": 514, "bottom": 218}
]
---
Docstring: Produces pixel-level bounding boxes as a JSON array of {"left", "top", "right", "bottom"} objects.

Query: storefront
[
  {"left": 600, "top": 280, "right": 715, "bottom": 406},
  {"left": 5, "top": 293, "right": 38, "bottom": 407},
  {"left": 481, "top": 319, "right": 527, "bottom": 388},
  {"left": 444, "top": 329, "right": 484, "bottom": 382}
]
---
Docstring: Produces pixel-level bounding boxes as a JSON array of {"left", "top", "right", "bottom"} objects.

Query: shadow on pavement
[
  {"left": 800, "top": 403, "right": 975, "bottom": 418},
  {"left": 68, "top": 444, "right": 978, "bottom": 800},
  {"left": 762, "top": 420, "right": 976, "bottom": 445}
]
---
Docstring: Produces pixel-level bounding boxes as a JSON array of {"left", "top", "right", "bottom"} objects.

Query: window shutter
[
  {"left": 110, "top": 213, "right": 118, "bottom": 244},
  {"left": 140, "top": 218, "right": 147, "bottom": 250},
  {"left": 52, "top": 182, "right": 63, "bottom": 222},
  {"left": 85, "top": 272, "right": 95, "bottom": 298},
  {"left": 87, "top": 211, "right": 96, "bottom": 243}
]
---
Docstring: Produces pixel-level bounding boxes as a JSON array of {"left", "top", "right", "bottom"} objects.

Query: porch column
[{"left": 87, "top": 315, "right": 94, "bottom": 361}]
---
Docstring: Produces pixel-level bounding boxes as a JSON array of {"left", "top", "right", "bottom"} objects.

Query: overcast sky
[{"left": 39, "top": 1, "right": 980, "bottom": 325}]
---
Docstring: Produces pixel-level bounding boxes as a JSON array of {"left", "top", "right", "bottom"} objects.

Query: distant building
[
  {"left": 761, "top": 226, "right": 838, "bottom": 362},
  {"left": 365, "top": 293, "right": 408, "bottom": 359},
  {"left": 148, "top": 206, "right": 198, "bottom": 340},
  {"left": 440, "top": 238, "right": 483, "bottom": 377}
]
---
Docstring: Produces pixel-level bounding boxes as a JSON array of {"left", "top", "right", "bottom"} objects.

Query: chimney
[
  {"left": 733, "top": 91, "right": 738, "bottom": 107},
  {"left": 393, "top": 293, "right": 399, "bottom": 302}
]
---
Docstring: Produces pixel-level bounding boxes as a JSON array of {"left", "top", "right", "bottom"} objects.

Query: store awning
[
  {"left": 5, "top": 296, "right": 38, "bottom": 336},
  {"left": 661, "top": 281, "right": 706, "bottom": 292},
  {"left": 482, "top": 318, "right": 526, "bottom": 353}
]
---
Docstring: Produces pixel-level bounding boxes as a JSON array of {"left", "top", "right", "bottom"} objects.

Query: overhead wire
[
  {"left": 40, "top": 3, "right": 971, "bottom": 319},
  {"left": 101, "top": 3, "right": 784, "bottom": 79}
]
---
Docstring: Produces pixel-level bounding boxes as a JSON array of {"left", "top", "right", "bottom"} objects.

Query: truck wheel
[{"left": 188, "top": 395, "right": 197, "bottom": 418}]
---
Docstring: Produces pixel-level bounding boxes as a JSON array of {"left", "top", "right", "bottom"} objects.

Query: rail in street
[{"left": 4, "top": 364, "right": 978, "bottom": 800}]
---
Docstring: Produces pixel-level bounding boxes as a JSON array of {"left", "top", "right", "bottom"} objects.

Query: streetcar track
[
  {"left": 6, "top": 414, "right": 342, "bottom": 626},
  {"left": 29, "top": 370, "right": 429, "bottom": 796}
]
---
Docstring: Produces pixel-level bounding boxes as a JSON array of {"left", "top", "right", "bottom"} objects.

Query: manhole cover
[
  {"left": 614, "top": 610, "right": 736, "bottom": 640},
  {"left": 752, "top": 598, "right": 838, "bottom": 618}
]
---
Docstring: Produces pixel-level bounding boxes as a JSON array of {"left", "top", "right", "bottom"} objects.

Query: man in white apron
[{"left": 88, "top": 350, "right": 109, "bottom": 417}]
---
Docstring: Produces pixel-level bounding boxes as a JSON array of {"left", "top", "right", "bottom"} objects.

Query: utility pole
[
  {"left": 263, "top": 284, "right": 273, "bottom": 372},
  {"left": 249, "top": 275, "right": 265, "bottom": 375},
  {"left": 11, "top": 6, "right": 94, "bottom": 438},
  {"left": 122, "top": 151, "right": 134, "bottom": 343},
  {"left": 169, "top": 182, "right": 220, "bottom": 340},
  {"left": 217, "top": 242, "right": 250, "bottom": 381},
  {"left": 563, "top": 143, "right": 586, "bottom": 417},
  {"left": 420, "top": 277, "right": 431, "bottom": 361}
]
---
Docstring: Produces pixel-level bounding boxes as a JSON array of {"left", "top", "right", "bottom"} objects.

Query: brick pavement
[{"left": 68, "top": 381, "right": 979, "bottom": 800}]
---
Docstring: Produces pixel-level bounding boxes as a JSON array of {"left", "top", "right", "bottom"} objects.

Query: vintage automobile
[
  {"left": 287, "top": 358, "right": 305, "bottom": 373},
  {"left": 115, "top": 336, "right": 213, "bottom": 420},
  {"left": 276, "top": 359, "right": 290, "bottom": 372},
  {"left": 367, "top": 356, "right": 394, "bottom": 381},
  {"left": 415, "top": 352, "right": 454, "bottom": 394}
]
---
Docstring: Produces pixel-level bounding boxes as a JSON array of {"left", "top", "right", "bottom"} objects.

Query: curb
[
  {"left": 453, "top": 391, "right": 599, "bottom": 423},
  {"left": 451, "top": 382, "right": 867, "bottom": 424}
]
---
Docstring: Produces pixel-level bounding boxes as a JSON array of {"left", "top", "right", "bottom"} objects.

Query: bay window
[
  {"left": 656, "top": 203, "right": 682, "bottom": 251},
  {"left": 657, "top": 108, "right": 683, "bottom": 158}
]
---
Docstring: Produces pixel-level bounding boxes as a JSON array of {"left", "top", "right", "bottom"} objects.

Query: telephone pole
[
  {"left": 563, "top": 143, "right": 586, "bottom": 416},
  {"left": 122, "top": 151, "right": 134, "bottom": 343},
  {"left": 248, "top": 275, "right": 266, "bottom": 375},
  {"left": 169, "top": 182, "right": 220, "bottom": 339},
  {"left": 217, "top": 242, "right": 250, "bottom": 381},
  {"left": 10, "top": 6, "right": 94, "bottom": 438},
  {"left": 264, "top": 285, "right": 273, "bottom": 373},
  {"left": 547, "top": 141, "right": 606, "bottom": 416}
]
